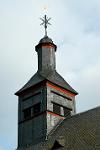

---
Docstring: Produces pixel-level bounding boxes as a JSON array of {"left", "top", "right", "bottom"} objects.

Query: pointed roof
[
  {"left": 39, "top": 35, "right": 53, "bottom": 43},
  {"left": 35, "top": 35, "right": 57, "bottom": 52},
  {"left": 15, "top": 70, "right": 78, "bottom": 95}
]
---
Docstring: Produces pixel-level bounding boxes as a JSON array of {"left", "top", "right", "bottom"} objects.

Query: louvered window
[
  {"left": 53, "top": 103, "right": 60, "bottom": 115},
  {"left": 63, "top": 107, "right": 71, "bottom": 117},
  {"left": 33, "top": 103, "right": 41, "bottom": 115},
  {"left": 23, "top": 107, "right": 32, "bottom": 120},
  {"left": 23, "top": 103, "right": 41, "bottom": 120}
]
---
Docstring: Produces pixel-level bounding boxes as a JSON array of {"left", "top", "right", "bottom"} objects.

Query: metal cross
[{"left": 40, "top": 15, "right": 51, "bottom": 36}]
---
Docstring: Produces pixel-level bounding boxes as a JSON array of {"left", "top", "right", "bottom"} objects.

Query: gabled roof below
[
  {"left": 15, "top": 70, "right": 78, "bottom": 95},
  {"left": 17, "top": 106, "right": 100, "bottom": 150}
]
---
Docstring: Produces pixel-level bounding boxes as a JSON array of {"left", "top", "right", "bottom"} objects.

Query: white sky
[{"left": 0, "top": 0, "right": 100, "bottom": 149}]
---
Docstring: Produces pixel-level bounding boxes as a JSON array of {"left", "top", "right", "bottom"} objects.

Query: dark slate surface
[
  {"left": 15, "top": 70, "right": 78, "bottom": 95},
  {"left": 35, "top": 36, "right": 57, "bottom": 52},
  {"left": 39, "top": 36, "right": 53, "bottom": 43},
  {"left": 15, "top": 72, "right": 45, "bottom": 94},
  {"left": 17, "top": 106, "right": 100, "bottom": 150}
]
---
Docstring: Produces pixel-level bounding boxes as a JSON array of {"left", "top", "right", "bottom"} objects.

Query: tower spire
[{"left": 40, "top": 15, "right": 51, "bottom": 36}]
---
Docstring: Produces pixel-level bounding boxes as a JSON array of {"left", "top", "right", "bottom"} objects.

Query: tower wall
[
  {"left": 18, "top": 113, "right": 47, "bottom": 148},
  {"left": 17, "top": 81, "right": 76, "bottom": 149},
  {"left": 37, "top": 45, "right": 56, "bottom": 72},
  {"left": 46, "top": 83, "right": 76, "bottom": 134},
  {"left": 17, "top": 85, "right": 47, "bottom": 148}
]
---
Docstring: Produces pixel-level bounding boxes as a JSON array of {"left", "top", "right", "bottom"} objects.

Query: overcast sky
[{"left": 0, "top": 0, "right": 100, "bottom": 149}]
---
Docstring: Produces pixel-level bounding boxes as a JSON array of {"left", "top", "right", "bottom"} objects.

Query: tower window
[
  {"left": 23, "top": 107, "right": 32, "bottom": 120},
  {"left": 23, "top": 103, "right": 41, "bottom": 120},
  {"left": 53, "top": 103, "right": 60, "bottom": 115},
  {"left": 33, "top": 103, "right": 41, "bottom": 115},
  {"left": 63, "top": 107, "right": 71, "bottom": 117}
]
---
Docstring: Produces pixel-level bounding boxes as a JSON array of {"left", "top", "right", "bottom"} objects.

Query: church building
[{"left": 15, "top": 15, "right": 100, "bottom": 150}]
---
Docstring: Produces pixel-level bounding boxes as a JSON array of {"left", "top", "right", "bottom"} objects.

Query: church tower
[{"left": 15, "top": 15, "right": 78, "bottom": 149}]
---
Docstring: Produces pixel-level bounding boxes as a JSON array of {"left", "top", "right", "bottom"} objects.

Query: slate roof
[
  {"left": 15, "top": 70, "right": 78, "bottom": 95},
  {"left": 35, "top": 36, "right": 57, "bottom": 52},
  {"left": 17, "top": 106, "right": 100, "bottom": 150},
  {"left": 39, "top": 35, "right": 53, "bottom": 43}
]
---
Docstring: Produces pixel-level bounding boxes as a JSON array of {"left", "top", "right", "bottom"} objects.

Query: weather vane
[{"left": 40, "top": 15, "right": 51, "bottom": 36}]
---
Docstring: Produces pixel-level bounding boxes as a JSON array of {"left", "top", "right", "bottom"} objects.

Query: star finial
[{"left": 40, "top": 15, "right": 51, "bottom": 36}]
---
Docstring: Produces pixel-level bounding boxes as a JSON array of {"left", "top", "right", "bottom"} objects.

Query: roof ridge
[{"left": 74, "top": 106, "right": 100, "bottom": 117}]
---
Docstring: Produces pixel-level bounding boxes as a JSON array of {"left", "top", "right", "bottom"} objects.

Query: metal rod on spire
[{"left": 40, "top": 15, "right": 51, "bottom": 36}]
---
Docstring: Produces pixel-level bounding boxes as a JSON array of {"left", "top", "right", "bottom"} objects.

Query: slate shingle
[{"left": 15, "top": 70, "right": 78, "bottom": 95}]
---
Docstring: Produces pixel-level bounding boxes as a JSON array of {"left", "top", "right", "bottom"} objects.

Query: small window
[
  {"left": 63, "top": 107, "right": 71, "bottom": 117},
  {"left": 33, "top": 103, "right": 41, "bottom": 115},
  {"left": 53, "top": 103, "right": 60, "bottom": 115},
  {"left": 23, "top": 108, "right": 32, "bottom": 120}
]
